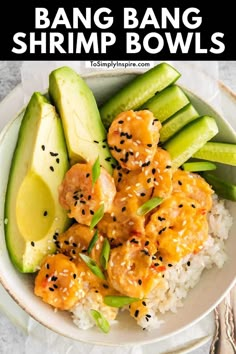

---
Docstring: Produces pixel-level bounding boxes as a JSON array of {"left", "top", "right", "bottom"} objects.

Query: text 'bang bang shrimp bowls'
[{"left": 0, "top": 62, "right": 235, "bottom": 345}]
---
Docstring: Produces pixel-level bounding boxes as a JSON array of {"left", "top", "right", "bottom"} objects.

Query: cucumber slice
[
  {"left": 202, "top": 172, "right": 236, "bottom": 201},
  {"left": 182, "top": 161, "right": 216, "bottom": 172},
  {"left": 163, "top": 116, "right": 219, "bottom": 170},
  {"left": 139, "top": 85, "right": 189, "bottom": 123},
  {"left": 193, "top": 142, "right": 236, "bottom": 166},
  {"left": 100, "top": 62, "right": 180, "bottom": 128},
  {"left": 160, "top": 103, "right": 199, "bottom": 143}
]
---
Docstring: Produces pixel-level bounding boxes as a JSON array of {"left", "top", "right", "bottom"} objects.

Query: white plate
[{"left": 0, "top": 70, "right": 235, "bottom": 350}]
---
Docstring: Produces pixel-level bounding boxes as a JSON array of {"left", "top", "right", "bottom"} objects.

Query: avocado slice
[
  {"left": 4, "top": 92, "right": 70, "bottom": 273},
  {"left": 49, "top": 66, "right": 115, "bottom": 174}
]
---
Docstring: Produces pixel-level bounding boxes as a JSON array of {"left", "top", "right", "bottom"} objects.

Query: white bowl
[{"left": 0, "top": 71, "right": 236, "bottom": 346}]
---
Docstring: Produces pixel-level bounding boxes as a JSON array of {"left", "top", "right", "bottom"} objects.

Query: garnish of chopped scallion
[
  {"left": 104, "top": 295, "right": 140, "bottom": 308},
  {"left": 87, "top": 230, "right": 99, "bottom": 255},
  {"left": 90, "top": 204, "right": 104, "bottom": 230},
  {"left": 92, "top": 156, "right": 101, "bottom": 186},
  {"left": 136, "top": 197, "right": 163, "bottom": 216},
  {"left": 100, "top": 238, "right": 110, "bottom": 270},
  {"left": 90, "top": 309, "right": 110, "bottom": 333},
  {"left": 79, "top": 253, "right": 105, "bottom": 280}
]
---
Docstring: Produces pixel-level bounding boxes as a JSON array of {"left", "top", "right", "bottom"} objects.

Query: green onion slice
[
  {"left": 136, "top": 197, "right": 163, "bottom": 216},
  {"left": 79, "top": 253, "right": 105, "bottom": 280},
  {"left": 87, "top": 230, "right": 99, "bottom": 255},
  {"left": 100, "top": 238, "right": 110, "bottom": 270},
  {"left": 182, "top": 161, "right": 217, "bottom": 172},
  {"left": 90, "top": 204, "right": 104, "bottom": 230},
  {"left": 104, "top": 295, "right": 140, "bottom": 308},
  {"left": 90, "top": 309, "right": 110, "bottom": 333},
  {"left": 92, "top": 156, "right": 101, "bottom": 185}
]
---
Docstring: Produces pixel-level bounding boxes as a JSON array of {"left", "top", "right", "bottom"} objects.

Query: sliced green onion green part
[
  {"left": 90, "top": 204, "right": 104, "bottom": 230},
  {"left": 79, "top": 253, "right": 105, "bottom": 280},
  {"left": 182, "top": 161, "right": 216, "bottom": 172},
  {"left": 136, "top": 197, "right": 163, "bottom": 216},
  {"left": 87, "top": 230, "right": 99, "bottom": 255},
  {"left": 90, "top": 309, "right": 110, "bottom": 333},
  {"left": 92, "top": 156, "right": 101, "bottom": 185},
  {"left": 100, "top": 238, "right": 110, "bottom": 270},
  {"left": 104, "top": 295, "right": 140, "bottom": 308}
]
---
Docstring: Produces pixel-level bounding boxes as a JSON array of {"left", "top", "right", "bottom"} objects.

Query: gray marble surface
[{"left": 0, "top": 61, "right": 236, "bottom": 354}]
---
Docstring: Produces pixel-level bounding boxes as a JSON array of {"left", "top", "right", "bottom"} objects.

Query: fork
[{"left": 210, "top": 284, "right": 236, "bottom": 353}]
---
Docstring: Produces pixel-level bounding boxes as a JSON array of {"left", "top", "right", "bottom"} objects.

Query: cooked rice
[{"left": 71, "top": 193, "right": 233, "bottom": 331}]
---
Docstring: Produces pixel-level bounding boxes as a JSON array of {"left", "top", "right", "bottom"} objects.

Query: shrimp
[
  {"left": 97, "top": 191, "right": 146, "bottom": 245},
  {"left": 58, "top": 163, "right": 116, "bottom": 226},
  {"left": 107, "top": 237, "right": 162, "bottom": 298},
  {"left": 34, "top": 254, "right": 83, "bottom": 310},
  {"left": 55, "top": 223, "right": 104, "bottom": 266},
  {"left": 172, "top": 169, "right": 213, "bottom": 212},
  {"left": 107, "top": 110, "right": 161, "bottom": 170},
  {"left": 145, "top": 193, "right": 209, "bottom": 263},
  {"left": 113, "top": 147, "right": 172, "bottom": 200}
]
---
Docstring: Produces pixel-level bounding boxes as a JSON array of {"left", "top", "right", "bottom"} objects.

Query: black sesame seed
[
  {"left": 147, "top": 144, "right": 152, "bottom": 147},
  {"left": 43, "top": 211, "right": 48, "bottom": 216},
  {"left": 64, "top": 240, "right": 69, "bottom": 245},
  {"left": 73, "top": 274, "right": 77, "bottom": 279},
  {"left": 168, "top": 264, "right": 173, "bottom": 267},
  {"left": 113, "top": 216, "right": 117, "bottom": 222},
  {"left": 138, "top": 279, "right": 142, "bottom": 285},
  {"left": 118, "top": 177, "right": 122, "bottom": 183},
  {"left": 147, "top": 178, "right": 152, "bottom": 183},
  {"left": 130, "top": 238, "right": 139, "bottom": 244},
  {"left": 72, "top": 249, "right": 76, "bottom": 255},
  {"left": 31, "top": 241, "right": 35, "bottom": 247},
  {"left": 115, "top": 146, "right": 122, "bottom": 153},
  {"left": 50, "top": 166, "right": 54, "bottom": 172},
  {"left": 82, "top": 209, "right": 86, "bottom": 215},
  {"left": 122, "top": 206, "right": 126, "bottom": 212},
  {"left": 90, "top": 210, "right": 94, "bottom": 215},
  {"left": 146, "top": 314, "right": 151, "bottom": 318},
  {"left": 93, "top": 140, "right": 99, "bottom": 144},
  {"left": 51, "top": 276, "right": 58, "bottom": 281},
  {"left": 178, "top": 204, "right": 183, "bottom": 208},
  {"left": 53, "top": 284, "right": 58, "bottom": 289},
  {"left": 102, "top": 145, "right": 106, "bottom": 148},
  {"left": 142, "top": 301, "right": 147, "bottom": 306},
  {"left": 178, "top": 180, "right": 182, "bottom": 185},
  {"left": 50, "top": 152, "right": 58, "bottom": 156},
  {"left": 105, "top": 157, "right": 111, "bottom": 162},
  {"left": 127, "top": 134, "right": 132, "bottom": 139},
  {"left": 86, "top": 173, "right": 90, "bottom": 178},
  {"left": 134, "top": 310, "right": 139, "bottom": 318},
  {"left": 191, "top": 204, "right": 196, "bottom": 208},
  {"left": 120, "top": 140, "right": 125, "bottom": 144},
  {"left": 95, "top": 290, "right": 99, "bottom": 293},
  {"left": 154, "top": 262, "right": 159, "bottom": 266},
  {"left": 81, "top": 249, "right": 87, "bottom": 253},
  {"left": 140, "top": 192, "right": 146, "bottom": 197},
  {"left": 166, "top": 165, "right": 171, "bottom": 169},
  {"left": 159, "top": 256, "right": 163, "bottom": 261},
  {"left": 103, "top": 284, "right": 109, "bottom": 289},
  {"left": 152, "top": 168, "right": 156, "bottom": 174},
  {"left": 56, "top": 158, "right": 60, "bottom": 164},
  {"left": 72, "top": 242, "right": 77, "bottom": 247},
  {"left": 88, "top": 195, "right": 92, "bottom": 200},
  {"left": 111, "top": 163, "right": 117, "bottom": 168},
  {"left": 45, "top": 274, "right": 49, "bottom": 278},
  {"left": 80, "top": 200, "right": 86, "bottom": 204},
  {"left": 49, "top": 287, "right": 54, "bottom": 292},
  {"left": 187, "top": 261, "right": 191, "bottom": 266},
  {"left": 145, "top": 241, "right": 149, "bottom": 246},
  {"left": 41, "top": 145, "right": 45, "bottom": 151},
  {"left": 118, "top": 120, "right": 124, "bottom": 124}
]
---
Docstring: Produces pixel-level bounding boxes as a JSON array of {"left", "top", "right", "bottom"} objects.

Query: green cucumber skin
[
  {"left": 202, "top": 173, "right": 236, "bottom": 201},
  {"left": 160, "top": 103, "right": 199, "bottom": 143},
  {"left": 163, "top": 116, "right": 219, "bottom": 170},
  {"left": 139, "top": 85, "right": 189, "bottom": 123},
  {"left": 100, "top": 62, "right": 180, "bottom": 128},
  {"left": 193, "top": 142, "right": 236, "bottom": 166}
]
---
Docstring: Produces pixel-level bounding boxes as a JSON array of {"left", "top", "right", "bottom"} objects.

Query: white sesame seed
[
  {"left": 121, "top": 261, "right": 126, "bottom": 266},
  {"left": 135, "top": 152, "right": 140, "bottom": 158},
  {"left": 128, "top": 221, "right": 134, "bottom": 225}
]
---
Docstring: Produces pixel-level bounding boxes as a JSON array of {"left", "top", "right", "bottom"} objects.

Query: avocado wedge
[
  {"left": 49, "top": 66, "right": 115, "bottom": 174},
  {"left": 4, "top": 92, "right": 70, "bottom": 273}
]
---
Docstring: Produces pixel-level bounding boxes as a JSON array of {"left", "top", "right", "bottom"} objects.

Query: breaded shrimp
[
  {"left": 107, "top": 110, "right": 161, "bottom": 170},
  {"left": 58, "top": 163, "right": 116, "bottom": 226},
  {"left": 34, "top": 254, "right": 83, "bottom": 310},
  {"left": 145, "top": 193, "right": 209, "bottom": 263},
  {"left": 107, "top": 237, "right": 160, "bottom": 298}
]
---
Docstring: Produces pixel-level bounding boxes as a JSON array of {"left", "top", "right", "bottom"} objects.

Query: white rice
[{"left": 71, "top": 193, "right": 233, "bottom": 331}]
